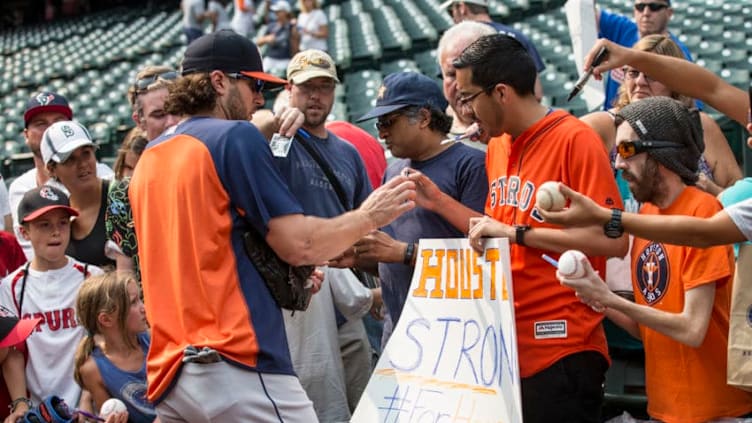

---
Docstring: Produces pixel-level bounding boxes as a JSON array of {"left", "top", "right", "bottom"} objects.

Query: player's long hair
[
  {"left": 164, "top": 72, "right": 218, "bottom": 116},
  {"left": 614, "top": 35, "right": 692, "bottom": 110},
  {"left": 73, "top": 272, "right": 138, "bottom": 387}
]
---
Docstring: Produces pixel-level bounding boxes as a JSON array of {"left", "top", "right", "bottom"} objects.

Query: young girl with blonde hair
[{"left": 74, "top": 272, "right": 157, "bottom": 422}]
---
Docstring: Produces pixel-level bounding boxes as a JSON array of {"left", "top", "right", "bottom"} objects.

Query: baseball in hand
[
  {"left": 535, "top": 181, "right": 566, "bottom": 211},
  {"left": 558, "top": 250, "right": 587, "bottom": 278},
  {"left": 100, "top": 398, "right": 127, "bottom": 417}
]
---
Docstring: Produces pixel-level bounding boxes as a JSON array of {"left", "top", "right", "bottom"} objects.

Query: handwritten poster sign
[{"left": 352, "top": 238, "right": 521, "bottom": 423}]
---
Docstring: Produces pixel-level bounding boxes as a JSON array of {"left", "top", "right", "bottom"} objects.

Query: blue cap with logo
[{"left": 357, "top": 72, "right": 449, "bottom": 122}]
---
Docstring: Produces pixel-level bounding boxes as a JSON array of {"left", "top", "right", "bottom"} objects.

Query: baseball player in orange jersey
[{"left": 404, "top": 33, "right": 627, "bottom": 422}]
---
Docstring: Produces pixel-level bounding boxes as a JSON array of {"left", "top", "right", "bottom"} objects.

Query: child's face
[
  {"left": 20, "top": 209, "right": 71, "bottom": 264},
  {"left": 125, "top": 281, "right": 148, "bottom": 334}
]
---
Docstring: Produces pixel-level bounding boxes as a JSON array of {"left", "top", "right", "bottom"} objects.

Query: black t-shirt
[{"left": 66, "top": 179, "right": 115, "bottom": 268}]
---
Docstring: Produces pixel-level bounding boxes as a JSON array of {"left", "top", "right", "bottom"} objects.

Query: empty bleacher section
[{"left": 2, "top": 0, "right": 751, "bottom": 178}]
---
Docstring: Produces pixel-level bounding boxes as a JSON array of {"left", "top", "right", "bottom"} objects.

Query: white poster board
[
  {"left": 565, "top": 0, "right": 604, "bottom": 111},
  {"left": 351, "top": 238, "right": 522, "bottom": 423}
]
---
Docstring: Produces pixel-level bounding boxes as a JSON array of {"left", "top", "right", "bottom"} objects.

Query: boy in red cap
[{"left": 2, "top": 186, "right": 103, "bottom": 421}]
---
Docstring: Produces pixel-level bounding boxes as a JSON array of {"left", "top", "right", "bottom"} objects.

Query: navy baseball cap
[
  {"left": 181, "top": 29, "right": 287, "bottom": 86},
  {"left": 24, "top": 92, "right": 73, "bottom": 128},
  {"left": 357, "top": 72, "right": 449, "bottom": 122}
]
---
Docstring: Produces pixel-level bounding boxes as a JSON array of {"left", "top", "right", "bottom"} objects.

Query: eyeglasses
[
  {"left": 295, "top": 81, "right": 336, "bottom": 96},
  {"left": 132, "top": 71, "right": 178, "bottom": 92},
  {"left": 622, "top": 67, "right": 654, "bottom": 83},
  {"left": 375, "top": 113, "right": 401, "bottom": 131},
  {"left": 634, "top": 2, "right": 669, "bottom": 12},
  {"left": 226, "top": 73, "right": 265, "bottom": 93},
  {"left": 457, "top": 83, "right": 497, "bottom": 109},
  {"left": 616, "top": 140, "right": 683, "bottom": 159}
]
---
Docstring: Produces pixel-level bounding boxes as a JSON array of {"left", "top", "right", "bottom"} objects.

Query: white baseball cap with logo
[{"left": 41, "top": 120, "right": 98, "bottom": 165}]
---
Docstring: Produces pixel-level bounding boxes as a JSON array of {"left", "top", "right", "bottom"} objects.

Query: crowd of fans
[{"left": 0, "top": 0, "right": 750, "bottom": 422}]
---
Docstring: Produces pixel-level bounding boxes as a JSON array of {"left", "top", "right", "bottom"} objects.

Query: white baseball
[
  {"left": 100, "top": 398, "right": 127, "bottom": 417},
  {"left": 558, "top": 250, "right": 587, "bottom": 278},
  {"left": 535, "top": 181, "right": 566, "bottom": 211}
]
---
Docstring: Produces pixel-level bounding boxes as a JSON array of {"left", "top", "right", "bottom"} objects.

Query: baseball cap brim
[
  {"left": 24, "top": 105, "right": 73, "bottom": 127},
  {"left": 48, "top": 139, "right": 98, "bottom": 164},
  {"left": 0, "top": 316, "right": 42, "bottom": 348},
  {"left": 356, "top": 104, "right": 410, "bottom": 122},
  {"left": 21, "top": 205, "right": 79, "bottom": 223},
  {"left": 289, "top": 70, "right": 340, "bottom": 85},
  {"left": 242, "top": 71, "right": 288, "bottom": 87},
  {"left": 439, "top": 0, "right": 455, "bottom": 8}
]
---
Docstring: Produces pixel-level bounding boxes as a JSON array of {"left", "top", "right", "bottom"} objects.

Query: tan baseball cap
[{"left": 286, "top": 50, "right": 340, "bottom": 85}]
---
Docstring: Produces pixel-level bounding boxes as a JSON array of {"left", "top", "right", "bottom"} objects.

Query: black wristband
[
  {"left": 515, "top": 225, "right": 531, "bottom": 246},
  {"left": 403, "top": 243, "right": 416, "bottom": 265}
]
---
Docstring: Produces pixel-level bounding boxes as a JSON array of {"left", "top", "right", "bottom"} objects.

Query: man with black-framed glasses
[
  {"left": 450, "top": 33, "right": 627, "bottom": 423},
  {"left": 543, "top": 96, "right": 752, "bottom": 421},
  {"left": 596, "top": 0, "right": 695, "bottom": 110}
]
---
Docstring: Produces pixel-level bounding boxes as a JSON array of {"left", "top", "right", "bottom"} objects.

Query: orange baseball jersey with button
[
  {"left": 485, "top": 109, "right": 621, "bottom": 378},
  {"left": 130, "top": 117, "right": 304, "bottom": 403},
  {"left": 633, "top": 187, "right": 752, "bottom": 423}
]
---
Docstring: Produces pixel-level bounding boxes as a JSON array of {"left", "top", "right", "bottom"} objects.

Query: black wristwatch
[
  {"left": 515, "top": 225, "right": 531, "bottom": 246},
  {"left": 604, "top": 208, "right": 624, "bottom": 238}
]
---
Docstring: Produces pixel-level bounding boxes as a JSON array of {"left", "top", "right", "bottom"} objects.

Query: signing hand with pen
[{"left": 582, "top": 39, "right": 630, "bottom": 81}]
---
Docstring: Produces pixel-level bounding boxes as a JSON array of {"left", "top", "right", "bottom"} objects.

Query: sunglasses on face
[
  {"left": 375, "top": 113, "right": 401, "bottom": 131},
  {"left": 133, "top": 71, "right": 178, "bottom": 92},
  {"left": 226, "top": 73, "right": 265, "bottom": 93},
  {"left": 616, "top": 140, "right": 683, "bottom": 159},
  {"left": 634, "top": 2, "right": 669, "bottom": 12}
]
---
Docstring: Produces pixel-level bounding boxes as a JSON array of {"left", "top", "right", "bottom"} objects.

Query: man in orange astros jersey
[{"left": 442, "top": 33, "right": 628, "bottom": 423}]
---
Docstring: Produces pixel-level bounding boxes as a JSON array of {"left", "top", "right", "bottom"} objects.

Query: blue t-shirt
[
  {"left": 486, "top": 21, "right": 546, "bottom": 73},
  {"left": 92, "top": 333, "right": 156, "bottom": 423},
  {"left": 274, "top": 131, "right": 373, "bottom": 216},
  {"left": 598, "top": 10, "right": 700, "bottom": 110},
  {"left": 378, "top": 143, "right": 487, "bottom": 344}
]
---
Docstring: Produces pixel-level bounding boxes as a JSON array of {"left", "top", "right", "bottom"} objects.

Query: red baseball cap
[{"left": 0, "top": 309, "right": 41, "bottom": 348}]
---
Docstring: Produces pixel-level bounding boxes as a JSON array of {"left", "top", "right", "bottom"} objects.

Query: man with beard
[
  {"left": 551, "top": 96, "right": 752, "bottom": 422},
  {"left": 8, "top": 92, "right": 114, "bottom": 258},
  {"left": 350, "top": 71, "right": 487, "bottom": 346},
  {"left": 449, "top": 34, "right": 626, "bottom": 422},
  {"left": 597, "top": 0, "right": 695, "bottom": 109},
  {"left": 272, "top": 49, "right": 375, "bottom": 422},
  {"left": 541, "top": 38, "right": 752, "bottom": 247},
  {"left": 129, "top": 30, "right": 417, "bottom": 421}
]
